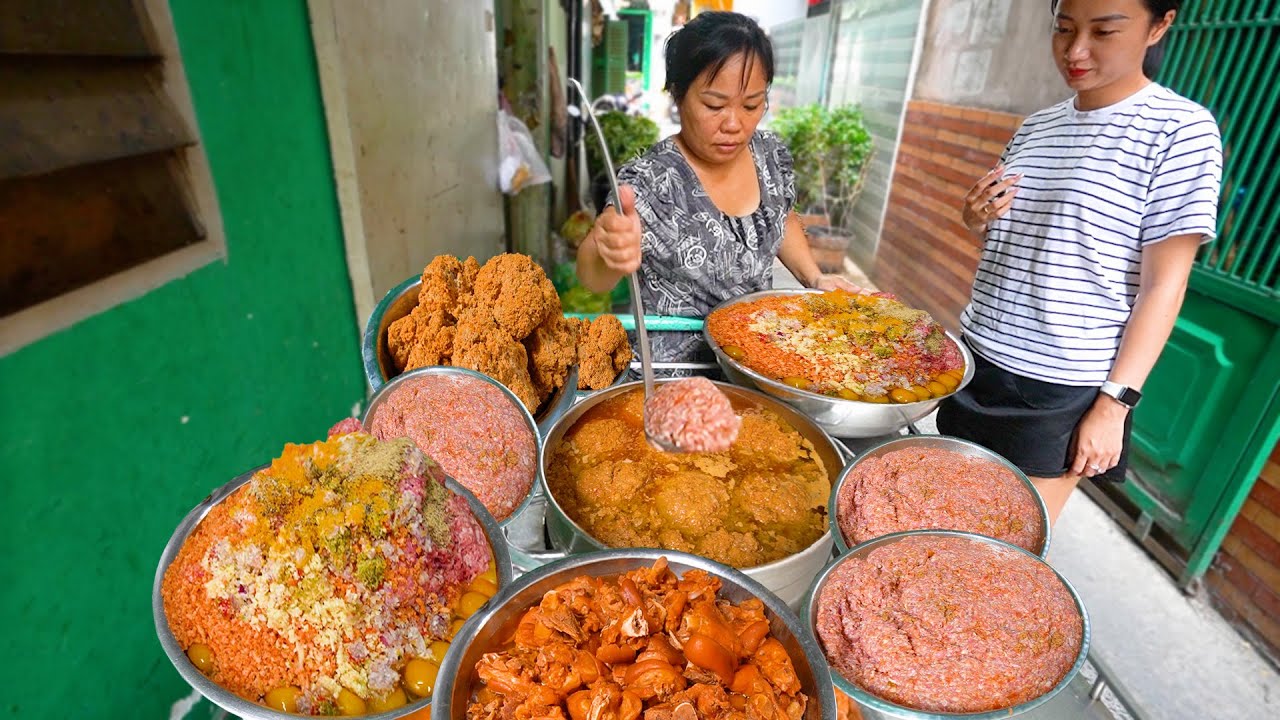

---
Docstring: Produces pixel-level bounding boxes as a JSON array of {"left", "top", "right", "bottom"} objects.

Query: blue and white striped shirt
[{"left": 961, "top": 82, "right": 1222, "bottom": 385}]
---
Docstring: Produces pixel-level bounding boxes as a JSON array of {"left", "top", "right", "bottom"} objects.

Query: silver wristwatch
[{"left": 1100, "top": 381, "right": 1142, "bottom": 409}]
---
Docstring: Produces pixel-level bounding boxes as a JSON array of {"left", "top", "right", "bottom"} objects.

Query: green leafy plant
[
  {"left": 770, "top": 104, "right": 873, "bottom": 229},
  {"left": 586, "top": 111, "right": 660, "bottom": 178}
]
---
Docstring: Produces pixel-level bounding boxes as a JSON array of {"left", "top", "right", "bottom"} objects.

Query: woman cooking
[
  {"left": 576, "top": 11, "right": 859, "bottom": 364},
  {"left": 939, "top": 0, "right": 1222, "bottom": 524}
]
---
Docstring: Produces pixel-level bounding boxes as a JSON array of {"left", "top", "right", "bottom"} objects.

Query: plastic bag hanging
[{"left": 497, "top": 109, "right": 552, "bottom": 195}]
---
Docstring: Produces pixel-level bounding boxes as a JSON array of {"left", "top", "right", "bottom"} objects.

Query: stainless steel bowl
[
  {"left": 703, "top": 289, "right": 975, "bottom": 438},
  {"left": 432, "top": 549, "right": 839, "bottom": 719},
  {"left": 532, "top": 380, "right": 843, "bottom": 609},
  {"left": 363, "top": 365, "right": 544, "bottom": 529},
  {"left": 153, "top": 465, "right": 514, "bottom": 720},
  {"left": 360, "top": 276, "right": 585, "bottom": 436},
  {"left": 803, "top": 530, "right": 1090, "bottom": 720},
  {"left": 829, "top": 436, "right": 1050, "bottom": 558}
]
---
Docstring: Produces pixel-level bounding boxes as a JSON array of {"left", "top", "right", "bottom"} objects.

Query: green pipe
[{"left": 566, "top": 313, "right": 705, "bottom": 332}]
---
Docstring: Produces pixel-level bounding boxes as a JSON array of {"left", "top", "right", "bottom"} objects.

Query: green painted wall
[{"left": 0, "top": 2, "right": 365, "bottom": 717}]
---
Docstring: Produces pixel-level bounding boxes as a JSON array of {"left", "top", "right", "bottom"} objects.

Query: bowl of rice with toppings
[
  {"left": 705, "top": 289, "right": 974, "bottom": 438},
  {"left": 154, "top": 429, "right": 512, "bottom": 718}
]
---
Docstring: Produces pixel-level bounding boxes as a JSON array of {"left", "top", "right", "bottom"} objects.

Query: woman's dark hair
[
  {"left": 1051, "top": 0, "right": 1180, "bottom": 78},
  {"left": 663, "top": 11, "right": 774, "bottom": 105}
]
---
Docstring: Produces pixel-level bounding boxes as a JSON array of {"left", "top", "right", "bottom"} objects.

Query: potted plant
[{"left": 770, "top": 104, "right": 874, "bottom": 273}]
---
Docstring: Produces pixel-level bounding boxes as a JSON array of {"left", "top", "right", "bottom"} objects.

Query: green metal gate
[{"left": 1084, "top": 0, "right": 1280, "bottom": 587}]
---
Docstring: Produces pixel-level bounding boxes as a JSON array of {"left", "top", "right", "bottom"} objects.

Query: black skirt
[{"left": 936, "top": 346, "right": 1132, "bottom": 483}]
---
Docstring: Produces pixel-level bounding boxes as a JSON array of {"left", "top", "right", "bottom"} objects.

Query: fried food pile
[
  {"left": 466, "top": 557, "right": 811, "bottom": 720},
  {"left": 387, "top": 254, "right": 632, "bottom": 412}
]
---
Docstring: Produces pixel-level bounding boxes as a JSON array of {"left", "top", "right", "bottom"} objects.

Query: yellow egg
[
  {"left": 186, "top": 643, "right": 215, "bottom": 675},
  {"left": 782, "top": 376, "right": 812, "bottom": 390},
  {"left": 468, "top": 576, "right": 499, "bottom": 597},
  {"left": 479, "top": 563, "right": 498, "bottom": 585},
  {"left": 336, "top": 688, "right": 366, "bottom": 716},
  {"left": 723, "top": 345, "right": 747, "bottom": 361},
  {"left": 937, "top": 372, "right": 960, "bottom": 390},
  {"left": 837, "top": 388, "right": 861, "bottom": 401},
  {"left": 427, "top": 640, "right": 451, "bottom": 662},
  {"left": 927, "top": 380, "right": 948, "bottom": 396},
  {"left": 864, "top": 394, "right": 891, "bottom": 404},
  {"left": 888, "top": 388, "right": 917, "bottom": 404},
  {"left": 909, "top": 385, "right": 933, "bottom": 401},
  {"left": 367, "top": 687, "right": 408, "bottom": 712},
  {"left": 264, "top": 687, "right": 301, "bottom": 713},
  {"left": 456, "top": 591, "right": 489, "bottom": 619},
  {"left": 402, "top": 658, "right": 440, "bottom": 698},
  {"left": 448, "top": 618, "right": 465, "bottom": 639}
]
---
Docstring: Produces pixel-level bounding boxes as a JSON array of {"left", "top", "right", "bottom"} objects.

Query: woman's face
[
  {"left": 678, "top": 52, "right": 769, "bottom": 165},
  {"left": 1052, "top": 0, "right": 1173, "bottom": 100}
]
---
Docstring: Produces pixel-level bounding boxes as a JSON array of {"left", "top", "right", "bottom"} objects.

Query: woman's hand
[
  {"left": 1070, "top": 396, "right": 1128, "bottom": 479},
  {"left": 592, "top": 184, "right": 643, "bottom": 275},
  {"left": 962, "top": 165, "right": 1021, "bottom": 234},
  {"left": 813, "top": 274, "right": 867, "bottom": 293}
]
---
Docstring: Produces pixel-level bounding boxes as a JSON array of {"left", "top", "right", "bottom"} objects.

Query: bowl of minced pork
[{"left": 154, "top": 429, "right": 512, "bottom": 718}]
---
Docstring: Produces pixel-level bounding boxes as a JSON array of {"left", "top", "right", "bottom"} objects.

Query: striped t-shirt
[{"left": 961, "top": 82, "right": 1222, "bottom": 385}]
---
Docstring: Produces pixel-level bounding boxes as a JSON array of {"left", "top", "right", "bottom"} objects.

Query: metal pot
[
  {"left": 153, "top": 465, "right": 513, "bottom": 720},
  {"left": 803, "top": 530, "right": 1090, "bottom": 720},
  {"left": 363, "top": 365, "right": 544, "bottom": 530},
  {"left": 431, "top": 549, "right": 839, "bottom": 720},
  {"left": 829, "top": 435, "right": 1051, "bottom": 558},
  {"left": 360, "top": 275, "right": 583, "bottom": 436},
  {"left": 703, "top": 289, "right": 976, "bottom": 438},
  {"left": 531, "top": 380, "right": 844, "bottom": 609}
]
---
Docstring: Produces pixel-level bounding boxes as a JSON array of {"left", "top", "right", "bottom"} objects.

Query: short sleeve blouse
[{"left": 608, "top": 130, "right": 797, "bottom": 362}]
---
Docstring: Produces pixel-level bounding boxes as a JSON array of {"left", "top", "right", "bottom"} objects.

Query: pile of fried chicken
[{"left": 387, "top": 253, "right": 632, "bottom": 413}]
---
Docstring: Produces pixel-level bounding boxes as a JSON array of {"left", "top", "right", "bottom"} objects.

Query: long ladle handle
[{"left": 566, "top": 78, "right": 655, "bottom": 398}]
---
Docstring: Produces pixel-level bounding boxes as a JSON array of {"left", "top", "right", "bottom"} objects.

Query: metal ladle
[{"left": 566, "top": 78, "right": 676, "bottom": 452}]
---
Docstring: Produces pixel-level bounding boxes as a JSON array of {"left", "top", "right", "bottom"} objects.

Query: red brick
[
  {"left": 1250, "top": 579, "right": 1280, "bottom": 625},
  {"left": 960, "top": 108, "right": 986, "bottom": 122},
  {"left": 1224, "top": 535, "right": 1280, "bottom": 590},
  {"left": 939, "top": 103, "right": 967, "bottom": 119},
  {"left": 1228, "top": 511, "right": 1280, "bottom": 559},
  {"left": 1259, "top": 452, "right": 1280, "bottom": 490},
  {"left": 1248, "top": 479, "right": 1280, "bottom": 520},
  {"left": 1210, "top": 574, "right": 1280, "bottom": 658},
  {"left": 1215, "top": 547, "right": 1264, "bottom": 597},
  {"left": 1242, "top": 498, "right": 1280, "bottom": 546}
]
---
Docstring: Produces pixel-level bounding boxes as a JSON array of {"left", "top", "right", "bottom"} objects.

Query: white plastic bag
[{"left": 497, "top": 109, "right": 551, "bottom": 195}]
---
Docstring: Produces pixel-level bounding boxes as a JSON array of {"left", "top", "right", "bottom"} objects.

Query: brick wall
[
  {"left": 1206, "top": 442, "right": 1280, "bottom": 665},
  {"left": 873, "top": 100, "right": 1023, "bottom": 329}
]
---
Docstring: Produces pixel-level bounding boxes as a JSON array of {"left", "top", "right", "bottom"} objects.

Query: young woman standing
[{"left": 939, "top": 0, "right": 1222, "bottom": 523}]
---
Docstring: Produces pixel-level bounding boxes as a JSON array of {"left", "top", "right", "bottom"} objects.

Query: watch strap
[{"left": 1101, "top": 380, "right": 1141, "bottom": 408}]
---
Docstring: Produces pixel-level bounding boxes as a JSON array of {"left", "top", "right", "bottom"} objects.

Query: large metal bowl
[
  {"left": 830, "top": 435, "right": 1051, "bottom": 558},
  {"left": 803, "top": 530, "right": 1090, "bottom": 720},
  {"left": 363, "top": 365, "right": 544, "bottom": 529},
  {"left": 153, "top": 465, "right": 513, "bottom": 720},
  {"left": 703, "top": 289, "right": 975, "bottom": 438},
  {"left": 360, "top": 275, "right": 583, "bottom": 436},
  {"left": 534, "top": 379, "right": 844, "bottom": 609},
  {"left": 432, "top": 549, "right": 839, "bottom": 719}
]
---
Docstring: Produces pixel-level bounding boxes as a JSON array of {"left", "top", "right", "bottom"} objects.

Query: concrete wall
[
  {"left": 914, "top": 0, "right": 1068, "bottom": 116},
  {"left": 0, "top": 2, "right": 366, "bottom": 717},
  {"left": 312, "top": 0, "right": 506, "bottom": 327}
]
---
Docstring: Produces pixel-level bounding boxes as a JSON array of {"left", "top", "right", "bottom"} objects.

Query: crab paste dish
[
  {"left": 160, "top": 431, "right": 500, "bottom": 715},
  {"left": 546, "top": 388, "right": 829, "bottom": 569},
  {"left": 816, "top": 535, "right": 1082, "bottom": 713},
  {"left": 706, "top": 290, "right": 965, "bottom": 403},
  {"left": 836, "top": 447, "right": 1044, "bottom": 553},
  {"left": 365, "top": 372, "right": 538, "bottom": 522},
  {"left": 467, "top": 558, "right": 810, "bottom": 720}
]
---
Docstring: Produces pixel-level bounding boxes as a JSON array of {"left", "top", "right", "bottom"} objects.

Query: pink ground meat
[
  {"left": 816, "top": 535, "right": 1082, "bottom": 713},
  {"left": 837, "top": 447, "right": 1044, "bottom": 553},
  {"left": 643, "top": 377, "right": 742, "bottom": 453},
  {"left": 367, "top": 374, "right": 537, "bottom": 521}
]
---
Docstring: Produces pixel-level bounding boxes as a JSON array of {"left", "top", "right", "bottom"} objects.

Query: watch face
[{"left": 1119, "top": 386, "right": 1141, "bottom": 407}]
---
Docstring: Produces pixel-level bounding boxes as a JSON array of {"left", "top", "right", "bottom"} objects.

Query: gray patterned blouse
[{"left": 608, "top": 130, "right": 797, "bottom": 363}]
